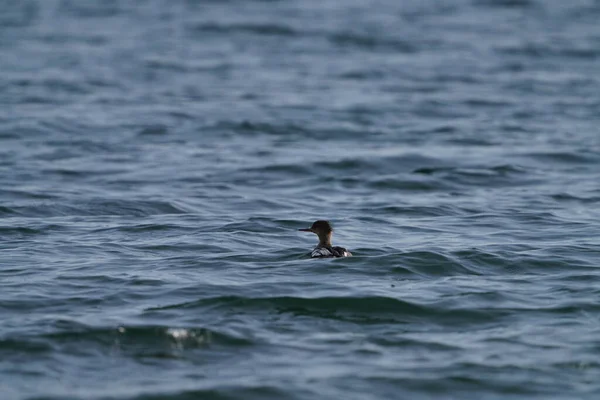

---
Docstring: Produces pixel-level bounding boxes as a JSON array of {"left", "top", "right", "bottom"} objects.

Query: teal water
[{"left": 1, "top": 0, "right": 600, "bottom": 399}]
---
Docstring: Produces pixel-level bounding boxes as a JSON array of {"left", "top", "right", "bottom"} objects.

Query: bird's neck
[{"left": 318, "top": 233, "right": 332, "bottom": 248}]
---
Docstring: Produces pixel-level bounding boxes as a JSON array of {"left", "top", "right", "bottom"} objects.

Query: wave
[
  {"left": 188, "top": 22, "right": 297, "bottom": 37},
  {"left": 328, "top": 32, "right": 417, "bottom": 53},
  {"left": 523, "top": 151, "right": 600, "bottom": 165},
  {"left": 551, "top": 193, "right": 600, "bottom": 204},
  {"left": 0, "top": 199, "right": 189, "bottom": 218},
  {"left": 0, "top": 323, "right": 254, "bottom": 357},
  {"left": 475, "top": 0, "right": 537, "bottom": 9},
  {"left": 146, "top": 295, "right": 508, "bottom": 327},
  {"left": 498, "top": 43, "right": 600, "bottom": 60},
  {"left": 117, "top": 386, "right": 291, "bottom": 400}
]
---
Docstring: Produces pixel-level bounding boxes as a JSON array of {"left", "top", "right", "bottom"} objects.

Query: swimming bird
[{"left": 298, "top": 220, "right": 352, "bottom": 258}]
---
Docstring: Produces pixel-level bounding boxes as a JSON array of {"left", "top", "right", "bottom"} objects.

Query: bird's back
[{"left": 311, "top": 246, "right": 352, "bottom": 258}]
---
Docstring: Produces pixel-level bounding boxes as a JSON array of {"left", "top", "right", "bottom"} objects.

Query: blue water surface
[{"left": 1, "top": 0, "right": 600, "bottom": 399}]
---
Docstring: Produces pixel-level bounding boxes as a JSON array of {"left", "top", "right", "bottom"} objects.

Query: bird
[{"left": 298, "top": 220, "right": 352, "bottom": 258}]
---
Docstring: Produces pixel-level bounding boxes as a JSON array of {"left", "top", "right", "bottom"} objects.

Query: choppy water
[{"left": 1, "top": 0, "right": 600, "bottom": 399}]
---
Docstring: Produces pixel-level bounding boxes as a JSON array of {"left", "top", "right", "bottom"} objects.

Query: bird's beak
[{"left": 298, "top": 228, "right": 312, "bottom": 232}]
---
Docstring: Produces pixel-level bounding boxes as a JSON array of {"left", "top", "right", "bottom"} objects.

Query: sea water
[{"left": 1, "top": 0, "right": 599, "bottom": 399}]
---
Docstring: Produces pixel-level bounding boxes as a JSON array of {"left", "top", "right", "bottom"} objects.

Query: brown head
[{"left": 299, "top": 220, "right": 333, "bottom": 247}]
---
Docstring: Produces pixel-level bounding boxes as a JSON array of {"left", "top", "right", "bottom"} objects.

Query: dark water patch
[
  {"left": 370, "top": 335, "right": 462, "bottom": 351},
  {"left": 0, "top": 337, "right": 53, "bottom": 357},
  {"left": 508, "top": 303, "right": 600, "bottom": 315},
  {"left": 134, "top": 243, "right": 208, "bottom": 254},
  {"left": 137, "top": 124, "right": 169, "bottom": 136},
  {"left": 413, "top": 166, "right": 454, "bottom": 175},
  {"left": 474, "top": 0, "right": 537, "bottom": 8},
  {"left": 185, "top": 0, "right": 287, "bottom": 3},
  {"left": 93, "top": 223, "right": 185, "bottom": 234},
  {"left": 429, "top": 125, "right": 458, "bottom": 135},
  {"left": 368, "top": 177, "right": 452, "bottom": 192},
  {"left": 189, "top": 22, "right": 297, "bottom": 37},
  {"left": 34, "top": 32, "right": 109, "bottom": 46},
  {"left": 462, "top": 98, "right": 513, "bottom": 108},
  {"left": 126, "top": 325, "right": 254, "bottom": 349},
  {"left": 0, "top": 131, "right": 20, "bottom": 139},
  {"left": 45, "top": 325, "right": 244, "bottom": 349},
  {"left": 1, "top": 324, "right": 253, "bottom": 363},
  {"left": 10, "top": 94, "right": 67, "bottom": 105},
  {"left": 0, "top": 0, "right": 38, "bottom": 29},
  {"left": 0, "top": 225, "right": 59, "bottom": 237},
  {"left": 550, "top": 193, "right": 600, "bottom": 204},
  {"left": 498, "top": 43, "right": 600, "bottom": 60},
  {"left": 151, "top": 295, "right": 425, "bottom": 315},
  {"left": 338, "top": 69, "right": 386, "bottom": 81},
  {"left": 0, "top": 295, "right": 115, "bottom": 314},
  {"left": 316, "top": 158, "right": 378, "bottom": 171},
  {"left": 56, "top": 273, "right": 131, "bottom": 285},
  {"left": 329, "top": 32, "right": 417, "bottom": 53},
  {"left": 149, "top": 295, "right": 506, "bottom": 327},
  {"left": 427, "top": 72, "right": 482, "bottom": 85},
  {"left": 211, "top": 120, "right": 309, "bottom": 137},
  {"left": 123, "top": 386, "right": 296, "bottom": 400},
  {"left": 44, "top": 167, "right": 129, "bottom": 178},
  {"left": 415, "top": 164, "right": 527, "bottom": 177},
  {"left": 553, "top": 360, "right": 600, "bottom": 370},
  {"left": 128, "top": 278, "right": 168, "bottom": 287},
  {"left": 508, "top": 210, "right": 588, "bottom": 227},
  {"left": 396, "top": 370, "right": 553, "bottom": 396},
  {"left": 554, "top": 274, "right": 600, "bottom": 284},
  {"left": 243, "top": 163, "right": 310, "bottom": 176},
  {"left": 0, "top": 206, "right": 17, "bottom": 216},
  {"left": 250, "top": 154, "right": 454, "bottom": 182},
  {"left": 58, "top": 0, "right": 125, "bottom": 19},
  {"left": 440, "top": 136, "right": 498, "bottom": 147},
  {"left": 545, "top": 246, "right": 600, "bottom": 265},
  {"left": 364, "top": 204, "right": 472, "bottom": 217},
  {"left": 385, "top": 155, "right": 451, "bottom": 174},
  {"left": 144, "top": 58, "right": 189, "bottom": 74},
  {"left": 490, "top": 164, "right": 528, "bottom": 174},
  {"left": 443, "top": 166, "right": 534, "bottom": 187}
]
